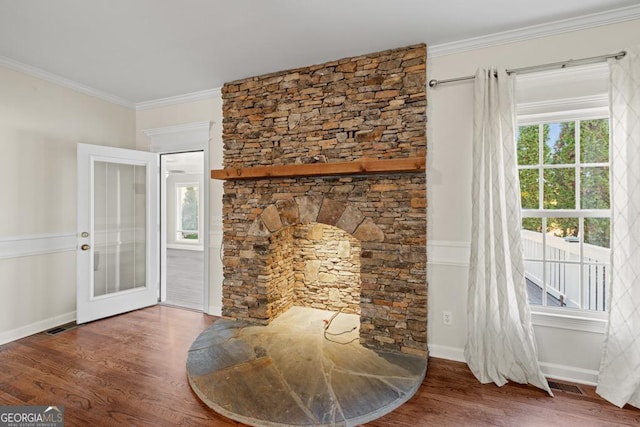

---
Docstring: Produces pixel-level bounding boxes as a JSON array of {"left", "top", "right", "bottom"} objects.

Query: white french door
[{"left": 77, "top": 144, "right": 159, "bottom": 324}]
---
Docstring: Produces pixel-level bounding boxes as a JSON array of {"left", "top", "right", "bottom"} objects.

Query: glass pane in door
[{"left": 93, "top": 161, "right": 147, "bottom": 297}]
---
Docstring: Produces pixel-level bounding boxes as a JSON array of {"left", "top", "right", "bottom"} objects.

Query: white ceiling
[{"left": 0, "top": 0, "right": 638, "bottom": 105}]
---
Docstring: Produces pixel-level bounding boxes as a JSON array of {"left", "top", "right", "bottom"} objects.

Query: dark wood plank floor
[{"left": 1, "top": 306, "right": 638, "bottom": 426}]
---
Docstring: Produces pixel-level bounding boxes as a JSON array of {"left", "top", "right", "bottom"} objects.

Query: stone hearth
[
  {"left": 219, "top": 44, "right": 427, "bottom": 356},
  {"left": 187, "top": 307, "right": 427, "bottom": 426}
]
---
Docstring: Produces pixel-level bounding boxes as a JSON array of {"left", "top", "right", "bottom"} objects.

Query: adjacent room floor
[{"left": 164, "top": 248, "right": 204, "bottom": 310}]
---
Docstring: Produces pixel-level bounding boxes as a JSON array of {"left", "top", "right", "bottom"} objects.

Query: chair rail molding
[
  {"left": 0, "top": 232, "right": 76, "bottom": 260},
  {"left": 427, "top": 240, "right": 470, "bottom": 267}
]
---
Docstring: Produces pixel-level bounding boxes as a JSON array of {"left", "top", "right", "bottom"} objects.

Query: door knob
[{"left": 81, "top": 244, "right": 91, "bottom": 251}]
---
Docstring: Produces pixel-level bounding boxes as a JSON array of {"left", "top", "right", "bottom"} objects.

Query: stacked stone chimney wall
[{"left": 220, "top": 44, "right": 427, "bottom": 356}]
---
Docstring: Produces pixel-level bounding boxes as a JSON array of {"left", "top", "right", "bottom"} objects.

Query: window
[
  {"left": 176, "top": 184, "right": 199, "bottom": 242},
  {"left": 517, "top": 118, "right": 610, "bottom": 312},
  {"left": 516, "top": 63, "right": 611, "bottom": 317}
]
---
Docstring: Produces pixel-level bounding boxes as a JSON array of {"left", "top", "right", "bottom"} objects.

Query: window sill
[{"left": 530, "top": 307, "right": 608, "bottom": 334}]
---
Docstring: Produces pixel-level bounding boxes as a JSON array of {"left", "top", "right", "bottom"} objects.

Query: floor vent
[
  {"left": 548, "top": 380, "right": 585, "bottom": 395},
  {"left": 45, "top": 322, "right": 78, "bottom": 336}
]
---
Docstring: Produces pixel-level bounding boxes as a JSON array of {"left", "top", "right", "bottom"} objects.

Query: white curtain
[
  {"left": 465, "top": 68, "right": 551, "bottom": 395},
  {"left": 597, "top": 46, "right": 640, "bottom": 408}
]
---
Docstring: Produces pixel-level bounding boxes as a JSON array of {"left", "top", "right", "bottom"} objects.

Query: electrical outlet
[{"left": 443, "top": 311, "right": 452, "bottom": 325}]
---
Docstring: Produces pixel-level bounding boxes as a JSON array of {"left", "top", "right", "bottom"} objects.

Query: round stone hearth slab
[{"left": 187, "top": 307, "right": 427, "bottom": 427}]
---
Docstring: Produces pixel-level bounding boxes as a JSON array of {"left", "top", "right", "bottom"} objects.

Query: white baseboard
[
  {"left": 0, "top": 311, "right": 76, "bottom": 346},
  {"left": 166, "top": 244, "right": 204, "bottom": 251},
  {"left": 207, "top": 305, "right": 222, "bottom": 317},
  {"left": 539, "top": 361, "right": 598, "bottom": 386},
  {"left": 427, "top": 343, "right": 599, "bottom": 386},
  {"left": 428, "top": 343, "right": 466, "bottom": 362}
]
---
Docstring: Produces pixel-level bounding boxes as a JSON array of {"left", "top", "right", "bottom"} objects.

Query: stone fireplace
[
  {"left": 271, "top": 219, "right": 363, "bottom": 316},
  {"left": 217, "top": 44, "right": 427, "bottom": 356}
]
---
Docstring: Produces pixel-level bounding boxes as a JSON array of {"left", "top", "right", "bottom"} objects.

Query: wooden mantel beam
[{"left": 210, "top": 156, "right": 425, "bottom": 180}]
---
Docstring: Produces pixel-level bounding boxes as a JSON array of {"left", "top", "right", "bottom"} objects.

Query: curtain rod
[{"left": 428, "top": 50, "right": 626, "bottom": 88}]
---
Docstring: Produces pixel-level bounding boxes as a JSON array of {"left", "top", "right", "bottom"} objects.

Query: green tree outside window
[
  {"left": 517, "top": 119, "right": 610, "bottom": 248},
  {"left": 180, "top": 186, "right": 199, "bottom": 240}
]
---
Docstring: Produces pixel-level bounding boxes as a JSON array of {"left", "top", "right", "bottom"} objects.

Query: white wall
[
  {"left": 0, "top": 65, "right": 136, "bottom": 343},
  {"left": 136, "top": 97, "right": 224, "bottom": 315},
  {"left": 427, "top": 18, "right": 640, "bottom": 383}
]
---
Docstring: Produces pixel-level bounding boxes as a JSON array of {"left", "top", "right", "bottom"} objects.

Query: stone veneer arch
[{"left": 250, "top": 196, "right": 384, "bottom": 242}]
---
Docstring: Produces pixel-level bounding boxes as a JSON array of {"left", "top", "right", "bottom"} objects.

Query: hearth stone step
[{"left": 187, "top": 306, "right": 427, "bottom": 427}]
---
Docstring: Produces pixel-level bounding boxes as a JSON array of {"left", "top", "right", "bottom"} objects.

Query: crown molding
[
  {"left": 429, "top": 5, "right": 640, "bottom": 58},
  {"left": 0, "top": 53, "right": 221, "bottom": 111},
  {"left": 0, "top": 55, "right": 135, "bottom": 108},
  {"left": 3, "top": 5, "right": 637, "bottom": 107},
  {"left": 136, "top": 87, "right": 222, "bottom": 111}
]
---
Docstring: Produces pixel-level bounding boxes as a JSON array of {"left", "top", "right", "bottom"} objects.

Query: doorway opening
[{"left": 160, "top": 151, "right": 205, "bottom": 311}]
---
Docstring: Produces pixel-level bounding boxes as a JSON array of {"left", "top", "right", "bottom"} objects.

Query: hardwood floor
[
  {"left": 0, "top": 306, "right": 228, "bottom": 426},
  {"left": 1, "top": 306, "right": 638, "bottom": 426}
]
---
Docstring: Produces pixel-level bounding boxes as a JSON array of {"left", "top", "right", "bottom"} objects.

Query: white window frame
[
  {"left": 518, "top": 119, "right": 611, "bottom": 311},
  {"left": 516, "top": 63, "right": 611, "bottom": 332},
  {"left": 175, "top": 182, "right": 201, "bottom": 244}
]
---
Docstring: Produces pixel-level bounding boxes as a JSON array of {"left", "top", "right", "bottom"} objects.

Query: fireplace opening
[
  {"left": 222, "top": 186, "right": 426, "bottom": 355},
  {"left": 267, "top": 222, "right": 362, "bottom": 321}
]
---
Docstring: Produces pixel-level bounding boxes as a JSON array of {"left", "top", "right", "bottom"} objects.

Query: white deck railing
[{"left": 522, "top": 230, "right": 610, "bottom": 311}]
